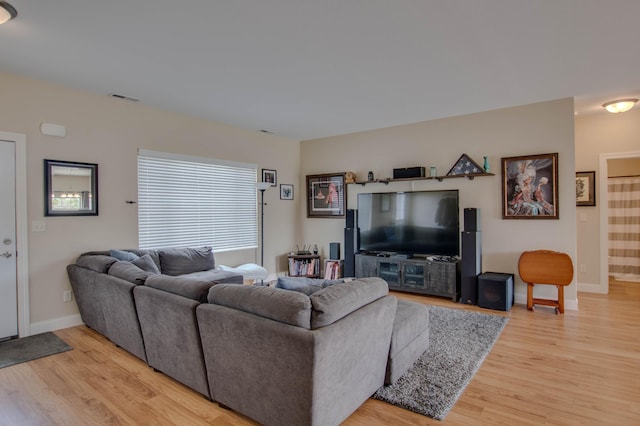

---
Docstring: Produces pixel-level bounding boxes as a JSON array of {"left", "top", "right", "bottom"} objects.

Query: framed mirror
[{"left": 44, "top": 159, "right": 98, "bottom": 216}]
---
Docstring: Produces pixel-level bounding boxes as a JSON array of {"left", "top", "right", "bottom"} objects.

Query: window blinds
[{"left": 137, "top": 149, "right": 258, "bottom": 251}]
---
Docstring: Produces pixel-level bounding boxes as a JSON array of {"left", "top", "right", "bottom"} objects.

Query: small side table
[{"left": 518, "top": 250, "right": 573, "bottom": 314}]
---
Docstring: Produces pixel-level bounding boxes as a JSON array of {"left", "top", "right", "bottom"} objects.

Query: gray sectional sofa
[
  {"left": 67, "top": 247, "right": 242, "bottom": 396},
  {"left": 198, "top": 278, "right": 397, "bottom": 426},
  {"left": 67, "top": 247, "right": 430, "bottom": 426}
]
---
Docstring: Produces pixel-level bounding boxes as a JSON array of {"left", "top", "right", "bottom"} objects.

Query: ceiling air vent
[{"left": 109, "top": 93, "right": 140, "bottom": 102}]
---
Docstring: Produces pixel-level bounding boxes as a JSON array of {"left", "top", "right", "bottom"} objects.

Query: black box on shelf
[
  {"left": 478, "top": 272, "right": 514, "bottom": 311},
  {"left": 393, "top": 166, "right": 425, "bottom": 179}
]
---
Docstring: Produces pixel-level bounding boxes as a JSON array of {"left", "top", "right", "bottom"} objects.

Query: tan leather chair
[{"left": 518, "top": 250, "right": 574, "bottom": 314}]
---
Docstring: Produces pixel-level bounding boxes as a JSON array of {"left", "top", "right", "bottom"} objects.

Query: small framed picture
[
  {"left": 280, "top": 184, "right": 294, "bottom": 200},
  {"left": 576, "top": 171, "right": 596, "bottom": 207},
  {"left": 262, "top": 169, "right": 277, "bottom": 186},
  {"left": 306, "top": 173, "right": 346, "bottom": 218}
]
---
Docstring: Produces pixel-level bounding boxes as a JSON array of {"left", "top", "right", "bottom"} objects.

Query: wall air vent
[{"left": 109, "top": 93, "right": 140, "bottom": 102}]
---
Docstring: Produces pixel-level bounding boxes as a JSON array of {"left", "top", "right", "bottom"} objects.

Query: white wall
[
  {"left": 301, "top": 98, "right": 578, "bottom": 308},
  {"left": 0, "top": 71, "right": 300, "bottom": 331},
  {"left": 575, "top": 108, "right": 640, "bottom": 291}
]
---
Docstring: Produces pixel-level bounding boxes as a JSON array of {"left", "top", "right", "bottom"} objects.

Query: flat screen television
[{"left": 357, "top": 190, "right": 459, "bottom": 257}]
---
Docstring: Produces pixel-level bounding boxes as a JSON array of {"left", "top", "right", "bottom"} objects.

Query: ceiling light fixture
[
  {"left": 602, "top": 98, "right": 638, "bottom": 114},
  {"left": 0, "top": 1, "right": 17, "bottom": 24}
]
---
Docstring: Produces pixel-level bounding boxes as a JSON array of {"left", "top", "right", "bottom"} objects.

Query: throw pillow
[
  {"left": 158, "top": 247, "right": 215, "bottom": 276},
  {"left": 132, "top": 253, "right": 161, "bottom": 274},
  {"left": 108, "top": 261, "right": 153, "bottom": 285},
  {"left": 109, "top": 249, "right": 139, "bottom": 261}
]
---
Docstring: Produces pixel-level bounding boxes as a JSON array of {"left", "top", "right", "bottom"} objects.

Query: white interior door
[{"left": 0, "top": 140, "right": 18, "bottom": 340}]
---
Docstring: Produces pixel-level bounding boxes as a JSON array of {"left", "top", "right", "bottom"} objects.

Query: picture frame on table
[
  {"left": 280, "top": 184, "right": 294, "bottom": 200},
  {"left": 501, "top": 152, "right": 559, "bottom": 219},
  {"left": 262, "top": 169, "right": 277, "bottom": 186},
  {"left": 306, "top": 173, "right": 346, "bottom": 218},
  {"left": 576, "top": 171, "right": 596, "bottom": 207}
]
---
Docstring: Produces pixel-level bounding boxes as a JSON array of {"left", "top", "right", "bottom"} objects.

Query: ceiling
[{"left": 1, "top": 1, "right": 639, "bottom": 140}]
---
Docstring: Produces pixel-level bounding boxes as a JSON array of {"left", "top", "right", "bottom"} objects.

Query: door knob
[{"left": 1, "top": 252, "right": 12, "bottom": 258}]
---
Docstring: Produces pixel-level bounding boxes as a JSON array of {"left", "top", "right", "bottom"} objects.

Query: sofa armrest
[{"left": 75, "top": 254, "right": 117, "bottom": 273}]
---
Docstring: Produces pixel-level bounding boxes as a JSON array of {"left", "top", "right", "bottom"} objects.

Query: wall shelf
[{"left": 351, "top": 172, "right": 494, "bottom": 186}]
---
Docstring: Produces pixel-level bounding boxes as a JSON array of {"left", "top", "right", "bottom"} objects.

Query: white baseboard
[
  {"left": 29, "top": 314, "right": 84, "bottom": 336},
  {"left": 578, "top": 282, "right": 607, "bottom": 294}
]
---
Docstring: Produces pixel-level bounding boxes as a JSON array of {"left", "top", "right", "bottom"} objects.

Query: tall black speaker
[
  {"left": 464, "top": 208, "right": 480, "bottom": 232},
  {"left": 344, "top": 228, "right": 358, "bottom": 277},
  {"left": 346, "top": 209, "right": 357, "bottom": 228},
  {"left": 461, "top": 231, "right": 482, "bottom": 304},
  {"left": 344, "top": 210, "right": 358, "bottom": 277}
]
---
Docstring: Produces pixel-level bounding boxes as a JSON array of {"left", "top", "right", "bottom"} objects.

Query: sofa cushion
[
  {"left": 310, "top": 277, "right": 389, "bottom": 329},
  {"left": 208, "top": 284, "right": 312, "bottom": 329},
  {"left": 181, "top": 269, "right": 243, "bottom": 284},
  {"left": 276, "top": 277, "right": 344, "bottom": 295},
  {"left": 76, "top": 254, "right": 118, "bottom": 273},
  {"left": 132, "top": 253, "right": 161, "bottom": 274},
  {"left": 158, "top": 247, "right": 215, "bottom": 276},
  {"left": 108, "top": 261, "right": 155, "bottom": 285},
  {"left": 109, "top": 249, "right": 139, "bottom": 261},
  {"left": 389, "top": 299, "right": 429, "bottom": 358},
  {"left": 145, "top": 274, "right": 221, "bottom": 302}
]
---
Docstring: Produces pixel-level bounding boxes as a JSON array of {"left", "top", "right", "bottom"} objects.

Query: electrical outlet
[
  {"left": 32, "top": 221, "right": 46, "bottom": 232},
  {"left": 63, "top": 290, "right": 72, "bottom": 302}
]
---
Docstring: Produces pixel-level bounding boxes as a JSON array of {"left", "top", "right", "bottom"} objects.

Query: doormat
[
  {"left": 374, "top": 305, "right": 508, "bottom": 420},
  {"left": 0, "top": 332, "right": 72, "bottom": 369}
]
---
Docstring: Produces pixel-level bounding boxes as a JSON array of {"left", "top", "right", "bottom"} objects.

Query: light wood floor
[{"left": 1, "top": 280, "right": 639, "bottom": 425}]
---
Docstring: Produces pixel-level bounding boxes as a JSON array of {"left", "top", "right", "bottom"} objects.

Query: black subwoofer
[{"left": 478, "top": 272, "right": 514, "bottom": 311}]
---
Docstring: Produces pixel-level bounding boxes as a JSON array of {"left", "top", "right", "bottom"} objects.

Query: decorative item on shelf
[
  {"left": 368, "top": 171, "right": 374, "bottom": 181},
  {"left": 483, "top": 156, "right": 490, "bottom": 172},
  {"left": 430, "top": 166, "right": 437, "bottom": 177},
  {"left": 296, "top": 245, "right": 312, "bottom": 255},
  {"left": 344, "top": 171, "right": 357, "bottom": 184},
  {"left": 313, "top": 244, "right": 318, "bottom": 255},
  {"left": 446, "top": 154, "right": 485, "bottom": 177}
]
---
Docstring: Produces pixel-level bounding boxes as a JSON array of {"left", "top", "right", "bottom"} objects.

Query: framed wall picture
[
  {"left": 501, "top": 152, "right": 559, "bottom": 219},
  {"left": 280, "top": 184, "right": 294, "bottom": 200},
  {"left": 576, "top": 171, "right": 596, "bottom": 206},
  {"left": 262, "top": 169, "right": 277, "bottom": 186},
  {"left": 306, "top": 173, "right": 346, "bottom": 218}
]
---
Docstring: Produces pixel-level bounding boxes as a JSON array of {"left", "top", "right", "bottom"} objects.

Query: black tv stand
[{"left": 355, "top": 253, "right": 460, "bottom": 301}]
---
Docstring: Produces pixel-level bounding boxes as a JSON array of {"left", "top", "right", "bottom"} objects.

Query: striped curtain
[{"left": 608, "top": 176, "right": 640, "bottom": 281}]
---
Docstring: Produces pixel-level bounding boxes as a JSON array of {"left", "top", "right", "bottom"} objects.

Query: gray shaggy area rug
[
  {"left": 374, "top": 305, "right": 508, "bottom": 420},
  {"left": 0, "top": 332, "right": 72, "bottom": 369}
]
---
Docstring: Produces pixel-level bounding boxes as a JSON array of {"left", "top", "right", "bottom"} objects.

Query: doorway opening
[{"left": 598, "top": 151, "right": 640, "bottom": 293}]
